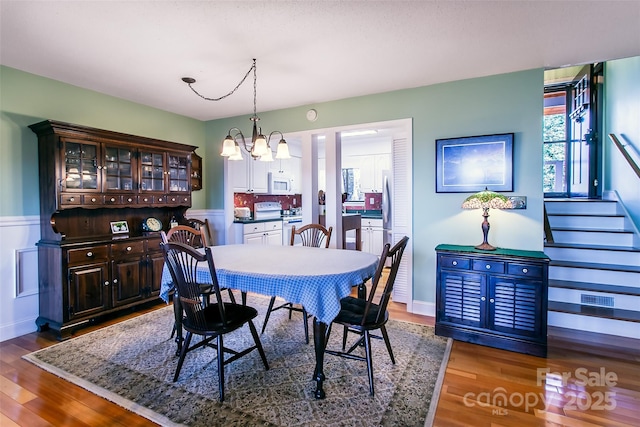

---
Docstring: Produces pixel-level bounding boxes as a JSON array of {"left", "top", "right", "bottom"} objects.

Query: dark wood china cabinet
[{"left": 30, "top": 120, "right": 199, "bottom": 339}]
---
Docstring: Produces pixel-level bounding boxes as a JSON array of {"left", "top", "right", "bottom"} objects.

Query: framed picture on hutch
[{"left": 435, "top": 133, "right": 514, "bottom": 193}]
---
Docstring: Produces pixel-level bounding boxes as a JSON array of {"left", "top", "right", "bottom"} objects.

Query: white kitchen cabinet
[
  {"left": 236, "top": 220, "right": 283, "bottom": 245},
  {"left": 230, "top": 155, "right": 269, "bottom": 193},
  {"left": 361, "top": 218, "right": 384, "bottom": 255},
  {"left": 342, "top": 153, "right": 391, "bottom": 193},
  {"left": 269, "top": 155, "right": 302, "bottom": 194}
]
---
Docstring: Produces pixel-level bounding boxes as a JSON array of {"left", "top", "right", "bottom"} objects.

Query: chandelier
[{"left": 181, "top": 58, "right": 290, "bottom": 161}]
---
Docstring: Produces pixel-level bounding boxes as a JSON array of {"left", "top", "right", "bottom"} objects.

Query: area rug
[{"left": 23, "top": 294, "right": 451, "bottom": 427}]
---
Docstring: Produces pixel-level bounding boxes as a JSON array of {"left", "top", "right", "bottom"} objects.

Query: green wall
[
  {"left": 206, "top": 69, "right": 545, "bottom": 303},
  {"left": 0, "top": 65, "right": 207, "bottom": 216},
  {"left": 604, "top": 56, "right": 640, "bottom": 227}
]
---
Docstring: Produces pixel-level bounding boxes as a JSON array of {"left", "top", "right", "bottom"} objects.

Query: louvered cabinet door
[
  {"left": 489, "top": 277, "right": 543, "bottom": 340},
  {"left": 439, "top": 271, "right": 486, "bottom": 329}
]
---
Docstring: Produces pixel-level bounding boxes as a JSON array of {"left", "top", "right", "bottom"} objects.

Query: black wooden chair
[
  {"left": 162, "top": 227, "right": 236, "bottom": 353},
  {"left": 161, "top": 241, "right": 269, "bottom": 402},
  {"left": 261, "top": 223, "right": 333, "bottom": 344},
  {"left": 185, "top": 217, "right": 213, "bottom": 246},
  {"left": 325, "top": 235, "right": 409, "bottom": 396}
]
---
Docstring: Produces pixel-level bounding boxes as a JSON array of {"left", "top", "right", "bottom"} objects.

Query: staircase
[{"left": 544, "top": 198, "right": 640, "bottom": 340}]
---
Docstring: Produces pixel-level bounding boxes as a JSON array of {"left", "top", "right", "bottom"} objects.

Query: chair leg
[
  {"left": 380, "top": 325, "right": 396, "bottom": 364},
  {"left": 248, "top": 320, "right": 269, "bottom": 370},
  {"left": 173, "top": 331, "right": 193, "bottom": 382},
  {"left": 341, "top": 325, "right": 348, "bottom": 351},
  {"left": 217, "top": 334, "right": 225, "bottom": 402},
  {"left": 226, "top": 288, "right": 237, "bottom": 304},
  {"left": 261, "top": 296, "right": 277, "bottom": 334},
  {"left": 363, "top": 330, "right": 375, "bottom": 396},
  {"left": 302, "top": 307, "right": 310, "bottom": 344}
]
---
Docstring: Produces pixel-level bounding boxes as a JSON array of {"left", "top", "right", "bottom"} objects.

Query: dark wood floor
[{"left": 1, "top": 299, "right": 638, "bottom": 426}]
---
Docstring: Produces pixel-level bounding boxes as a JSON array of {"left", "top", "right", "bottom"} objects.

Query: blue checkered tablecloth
[{"left": 160, "top": 244, "right": 379, "bottom": 325}]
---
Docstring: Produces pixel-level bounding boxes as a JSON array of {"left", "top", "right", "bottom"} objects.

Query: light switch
[{"left": 369, "top": 197, "right": 375, "bottom": 204}]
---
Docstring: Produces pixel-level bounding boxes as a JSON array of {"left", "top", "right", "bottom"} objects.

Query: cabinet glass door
[
  {"left": 64, "top": 140, "right": 99, "bottom": 190},
  {"left": 104, "top": 146, "right": 134, "bottom": 191},
  {"left": 168, "top": 154, "right": 189, "bottom": 192},
  {"left": 140, "top": 151, "right": 165, "bottom": 192}
]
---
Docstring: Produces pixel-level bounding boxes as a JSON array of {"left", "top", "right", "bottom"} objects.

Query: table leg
[
  {"left": 312, "top": 317, "right": 328, "bottom": 399},
  {"left": 355, "top": 227, "right": 362, "bottom": 251}
]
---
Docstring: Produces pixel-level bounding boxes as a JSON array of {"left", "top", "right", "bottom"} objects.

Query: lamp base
[{"left": 474, "top": 242, "right": 497, "bottom": 251}]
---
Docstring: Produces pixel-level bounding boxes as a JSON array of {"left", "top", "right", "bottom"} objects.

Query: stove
[{"left": 254, "top": 201, "right": 282, "bottom": 220}]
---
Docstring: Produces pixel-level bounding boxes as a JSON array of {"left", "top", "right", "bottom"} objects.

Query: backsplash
[
  {"left": 234, "top": 193, "right": 303, "bottom": 213},
  {"left": 364, "top": 193, "right": 382, "bottom": 210}
]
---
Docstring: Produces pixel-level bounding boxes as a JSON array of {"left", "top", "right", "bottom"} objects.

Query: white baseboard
[
  {"left": 411, "top": 300, "right": 435, "bottom": 317},
  {"left": 0, "top": 316, "right": 38, "bottom": 342}
]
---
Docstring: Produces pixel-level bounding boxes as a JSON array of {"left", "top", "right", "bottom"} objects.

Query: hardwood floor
[{"left": 1, "top": 299, "right": 638, "bottom": 426}]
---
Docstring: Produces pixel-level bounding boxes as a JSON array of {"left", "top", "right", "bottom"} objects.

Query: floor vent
[{"left": 581, "top": 294, "right": 614, "bottom": 307}]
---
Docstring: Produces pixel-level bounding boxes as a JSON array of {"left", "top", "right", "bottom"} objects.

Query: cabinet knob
[
  {"left": 110, "top": 197, "right": 116, "bottom": 202},
  {"left": 86, "top": 251, "right": 93, "bottom": 257},
  {"left": 489, "top": 298, "right": 495, "bottom": 303},
  {"left": 481, "top": 296, "right": 486, "bottom": 301},
  {"left": 69, "top": 197, "right": 75, "bottom": 202},
  {"left": 452, "top": 261, "right": 458, "bottom": 266},
  {"left": 171, "top": 197, "right": 176, "bottom": 202},
  {"left": 127, "top": 198, "right": 133, "bottom": 202},
  {"left": 522, "top": 268, "right": 528, "bottom": 274},
  {"left": 485, "top": 264, "right": 491, "bottom": 269},
  {"left": 104, "top": 281, "right": 109, "bottom": 286},
  {"left": 158, "top": 197, "right": 163, "bottom": 201},
  {"left": 126, "top": 246, "right": 132, "bottom": 252},
  {"left": 91, "top": 198, "right": 96, "bottom": 202},
  {"left": 143, "top": 198, "right": 149, "bottom": 202},
  {"left": 113, "top": 279, "right": 118, "bottom": 284}
]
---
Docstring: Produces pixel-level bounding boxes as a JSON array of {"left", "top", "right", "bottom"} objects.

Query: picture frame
[
  {"left": 435, "top": 133, "right": 514, "bottom": 193},
  {"left": 110, "top": 220, "right": 129, "bottom": 234}
]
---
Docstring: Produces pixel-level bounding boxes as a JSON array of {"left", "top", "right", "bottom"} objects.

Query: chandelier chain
[{"left": 186, "top": 59, "right": 257, "bottom": 107}]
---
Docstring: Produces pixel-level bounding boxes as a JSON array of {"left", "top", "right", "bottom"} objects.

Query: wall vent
[{"left": 581, "top": 294, "right": 614, "bottom": 307}]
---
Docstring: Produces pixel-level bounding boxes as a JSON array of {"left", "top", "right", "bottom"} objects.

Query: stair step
[
  {"left": 548, "top": 301, "right": 640, "bottom": 323},
  {"left": 550, "top": 228, "right": 635, "bottom": 246},
  {"left": 547, "top": 311, "right": 640, "bottom": 340},
  {"left": 549, "top": 279, "right": 640, "bottom": 296},
  {"left": 549, "top": 260, "right": 639, "bottom": 286},
  {"left": 547, "top": 213, "right": 627, "bottom": 230},
  {"left": 544, "top": 243, "right": 640, "bottom": 266},
  {"left": 550, "top": 260, "right": 640, "bottom": 273},
  {"left": 545, "top": 199, "right": 620, "bottom": 215}
]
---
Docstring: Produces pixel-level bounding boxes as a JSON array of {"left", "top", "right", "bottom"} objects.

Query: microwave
[{"left": 268, "top": 172, "right": 294, "bottom": 195}]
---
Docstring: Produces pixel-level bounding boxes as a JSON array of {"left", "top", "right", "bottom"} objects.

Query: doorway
[{"left": 543, "top": 64, "right": 603, "bottom": 198}]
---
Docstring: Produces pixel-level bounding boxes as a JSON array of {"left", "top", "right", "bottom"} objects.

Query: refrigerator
[{"left": 381, "top": 170, "right": 393, "bottom": 266}]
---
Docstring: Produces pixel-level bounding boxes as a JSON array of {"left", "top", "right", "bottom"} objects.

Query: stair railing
[
  {"left": 609, "top": 134, "right": 640, "bottom": 179},
  {"left": 543, "top": 206, "right": 554, "bottom": 243}
]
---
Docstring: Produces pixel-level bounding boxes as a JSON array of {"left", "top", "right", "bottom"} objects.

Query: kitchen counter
[
  {"left": 233, "top": 217, "right": 282, "bottom": 224},
  {"left": 345, "top": 210, "right": 382, "bottom": 219}
]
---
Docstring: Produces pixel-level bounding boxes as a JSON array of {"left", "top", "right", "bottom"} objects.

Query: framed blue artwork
[{"left": 435, "top": 133, "right": 514, "bottom": 193}]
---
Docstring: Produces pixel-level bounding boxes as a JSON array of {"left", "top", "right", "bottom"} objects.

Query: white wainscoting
[
  {"left": 0, "top": 216, "right": 41, "bottom": 342},
  {"left": 185, "top": 209, "right": 226, "bottom": 245}
]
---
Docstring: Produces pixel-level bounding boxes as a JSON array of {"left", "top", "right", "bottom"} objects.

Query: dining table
[{"left": 160, "top": 243, "right": 379, "bottom": 399}]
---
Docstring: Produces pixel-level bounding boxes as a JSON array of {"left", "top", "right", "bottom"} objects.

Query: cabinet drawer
[
  {"left": 244, "top": 222, "right": 265, "bottom": 234},
  {"left": 167, "top": 194, "right": 191, "bottom": 205},
  {"left": 60, "top": 193, "right": 83, "bottom": 206},
  {"left": 83, "top": 195, "right": 104, "bottom": 205},
  {"left": 507, "top": 262, "right": 543, "bottom": 279},
  {"left": 363, "top": 218, "right": 383, "bottom": 228},
  {"left": 122, "top": 195, "right": 137, "bottom": 205},
  {"left": 473, "top": 259, "right": 505, "bottom": 273},
  {"left": 112, "top": 241, "right": 145, "bottom": 258},
  {"left": 440, "top": 256, "right": 470, "bottom": 270},
  {"left": 264, "top": 220, "right": 283, "bottom": 231},
  {"left": 67, "top": 245, "right": 110, "bottom": 264},
  {"left": 104, "top": 195, "right": 123, "bottom": 205}
]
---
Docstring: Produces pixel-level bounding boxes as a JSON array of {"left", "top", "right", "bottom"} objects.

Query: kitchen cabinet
[
  {"left": 435, "top": 244, "right": 549, "bottom": 357},
  {"left": 229, "top": 154, "right": 269, "bottom": 193},
  {"left": 30, "top": 120, "right": 196, "bottom": 339},
  {"left": 361, "top": 218, "right": 384, "bottom": 255},
  {"left": 235, "top": 220, "right": 283, "bottom": 245},
  {"left": 269, "top": 155, "right": 302, "bottom": 194},
  {"left": 341, "top": 153, "right": 391, "bottom": 194}
]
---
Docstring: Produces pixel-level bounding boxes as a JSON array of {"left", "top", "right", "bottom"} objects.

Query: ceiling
[{"left": 1, "top": 1, "right": 639, "bottom": 122}]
